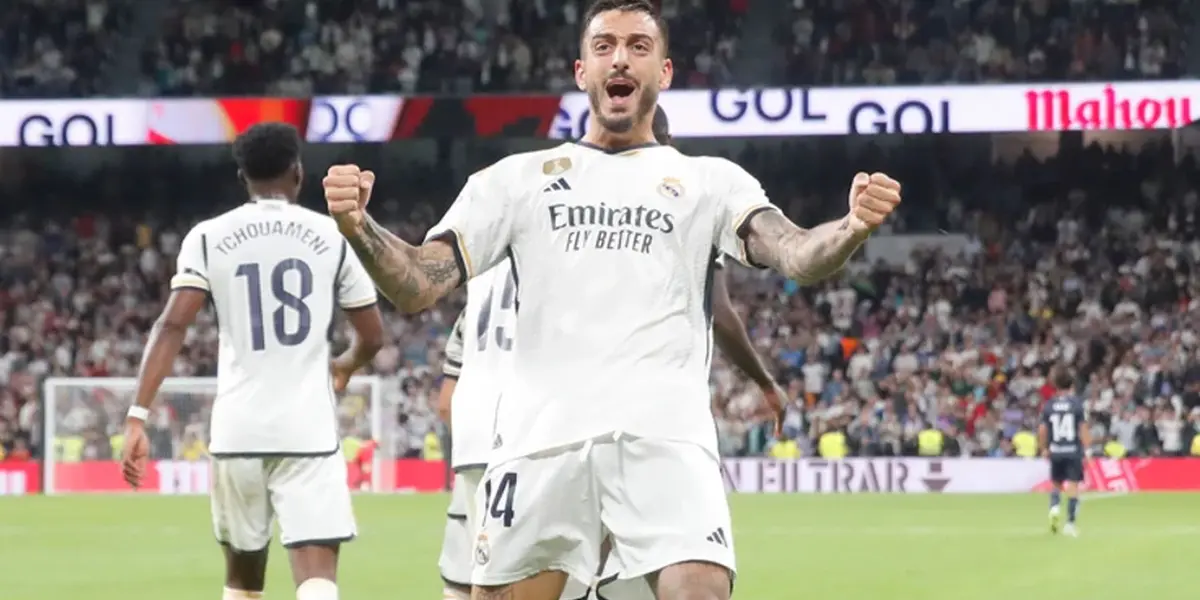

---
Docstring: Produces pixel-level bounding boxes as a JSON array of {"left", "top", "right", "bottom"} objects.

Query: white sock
[
  {"left": 223, "top": 588, "right": 263, "bottom": 600},
  {"left": 296, "top": 578, "right": 338, "bottom": 600}
]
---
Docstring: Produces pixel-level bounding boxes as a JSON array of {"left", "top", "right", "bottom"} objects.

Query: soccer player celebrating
[
  {"left": 323, "top": 1, "right": 900, "bottom": 598},
  {"left": 1040, "top": 368, "right": 1091, "bottom": 537},
  {"left": 432, "top": 128, "right": 787, "bottom": 598},
  {"left": 121, "top": 122, "right": 385, "bottom": 600}
]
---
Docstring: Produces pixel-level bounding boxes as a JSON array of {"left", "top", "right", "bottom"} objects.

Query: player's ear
[
  {"left": 574, "top": 58, "right": 586, "bottom": 91},
  {"left": 293, "top": 161, "right": 303, "bottom": 185},
  {"left": 659, "top": 57, "right": 673, "bottom": 91},
  {"left": 236, "top": 169, "right": 246, "bottom": 186}
]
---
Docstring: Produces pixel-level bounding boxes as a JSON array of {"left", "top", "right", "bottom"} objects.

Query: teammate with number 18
[
  {"left": 1040, "top": 368, "right": 1091, "bottom": 537},
  {"left": 323, "top": 0, "right": 902, "bottom": 597},
  {"left": 120, "top": 122, "right": 385, "bottom": 600}
]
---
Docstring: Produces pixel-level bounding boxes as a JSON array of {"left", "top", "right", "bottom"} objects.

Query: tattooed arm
[
  {"left": 341, "top": 214, "right": 464, "bottom": 313},
  {"left": 732, "top": 170, "right": 900, "bottom": 285},
  {"left": 741, "top": 211, "right": 868, "bottom": 286}
]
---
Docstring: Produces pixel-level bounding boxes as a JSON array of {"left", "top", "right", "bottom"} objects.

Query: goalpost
[{"left": 41, "top": 376, "right": 388, "bottom": 495}]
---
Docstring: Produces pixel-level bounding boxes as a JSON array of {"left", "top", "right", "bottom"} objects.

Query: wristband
[{"left": 126, "top": 406, "right": 150, "bottom": 422}]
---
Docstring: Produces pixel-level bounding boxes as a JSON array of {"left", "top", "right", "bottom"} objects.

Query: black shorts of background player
[{"left": 1038, "top": 368, "right": 1092, "bottom": 535}]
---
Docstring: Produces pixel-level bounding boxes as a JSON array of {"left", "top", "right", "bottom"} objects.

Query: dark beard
[{"left": 587, "top": 84, "right": 658, "bottom": 135}]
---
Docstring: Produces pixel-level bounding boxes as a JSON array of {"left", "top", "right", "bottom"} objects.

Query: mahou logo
[{"left": 1024, "top": 86, "right": 1194, "bottom": 131}]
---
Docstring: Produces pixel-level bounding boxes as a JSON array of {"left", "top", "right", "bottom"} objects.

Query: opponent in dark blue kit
[{"left": 1039, "top": 369, "right": 1091, "bottom": 537}]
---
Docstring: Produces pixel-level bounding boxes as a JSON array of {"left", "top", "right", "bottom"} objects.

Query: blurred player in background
[
  {"left": 345, "top": 437, "right": 378, "bottom": 491},
  {"left": 1040, "top": 368, "right": 1091, "bottom": 537},
  {"left": 435, "top": 256, "right": 517, "bottom": 600},
  {"left": 323, "top": 0, "right": 900, "bottom": 596},
  {"left": 120, "top": 122, "right": 385, "bottom": 600}
]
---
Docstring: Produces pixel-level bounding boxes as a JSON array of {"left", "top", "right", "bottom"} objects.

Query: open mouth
[{"left": 605, "top": 79, "right": 637, "bottom": 104}]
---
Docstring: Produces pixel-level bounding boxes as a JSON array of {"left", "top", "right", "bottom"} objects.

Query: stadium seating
[
  {"left": 0, "top": 0, "right": 134, "bottom": 97},
  {"left": 10, "top": 0, "right": 1193, "bottom": 98},
  {"left": 141, "top": 0, "right": 747, "bottom": 96},
  {"left": 775, "top": 0, "right": 1191, "bottom": 85},
  {"left": 2, "top": 138, "right": 1197, "bottom": 462}
]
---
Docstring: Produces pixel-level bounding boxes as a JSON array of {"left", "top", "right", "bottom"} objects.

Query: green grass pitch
[{"left": 0, "top": 493, "right": 1193, "bottom": 599}]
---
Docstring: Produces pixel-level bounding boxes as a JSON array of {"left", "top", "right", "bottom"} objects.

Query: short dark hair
[
  {"left": 652, "top": 105, "right": 671, "bottom": 144},
  {"left": 232, "top": 122, "right": 301, "bottom": 181},
  {"left": 582, "top": 0, "right": 669, "bottom": 55},
  {"left": 1053, "top": 367, "right": 1075, "bottom": 390}
]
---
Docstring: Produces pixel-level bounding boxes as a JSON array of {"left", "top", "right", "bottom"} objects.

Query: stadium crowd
[
  {"left": 6, "top": 0, "right": 1191, "bottom": 98},
  {"left": 777, "top": 0, "right": 1190, "bottom": 85},
  {"left": 0, "top": 0, "right": 134, "bottom": 97},
  {"left": 0, "top": 136, "right": 1197, "bottom": 466},
  {"left": 140, "top": 0, "right": 747, "bottom": 96}
]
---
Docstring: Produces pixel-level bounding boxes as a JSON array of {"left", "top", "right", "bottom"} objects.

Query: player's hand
[
  {"left": 1041, "top": 448, "right": 1050, "bottom": 459},
  {"left": 330, "top": 356, "right": 356, "bottom": 394},
  {"left": 759, "top": 382, "right": 787, "bottom": 438},
  {"left": 846, "top": 172, "right": 901, "bottom": 235},
  {"left": 120, "top": 420, "right": 150, "bottom": 489},
  {"left": 323, "top": 165, "right": 376, "bottom": 235}
]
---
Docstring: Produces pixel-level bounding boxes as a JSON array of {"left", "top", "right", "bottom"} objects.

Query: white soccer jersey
[
  {"left": 172, "top": 199, "right": 378, "bottom": 455},
  {"left": 443, "top": 260, "right": 516, "bottom": 470},
  {"left": 425, "top": 142, "right": 779, "bottom": 463}
]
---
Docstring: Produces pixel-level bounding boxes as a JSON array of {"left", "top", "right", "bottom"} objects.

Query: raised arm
[
  {"left": 343, "top": 214, "right": 463, "bottom": 313},
  {"left": 740, "top": 173, "right": 900, "bottom": 285},
  {"left": 326, "top": 164, "right": 516, "bottom": 313}
]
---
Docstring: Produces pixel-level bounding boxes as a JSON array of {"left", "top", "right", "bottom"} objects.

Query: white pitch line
[{"left": 1081, "top": 490, "right": 1129, "bottom": 501}]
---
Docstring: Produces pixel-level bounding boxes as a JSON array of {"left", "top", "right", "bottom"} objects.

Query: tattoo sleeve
[
  {"left": 343, "top": 214, "right": 464, "bottom": 313},
  {"left": 742, "top": 210, "right": 868, "bottom": 285}
]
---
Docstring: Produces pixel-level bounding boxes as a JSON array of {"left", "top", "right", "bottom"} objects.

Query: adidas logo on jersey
[{"left": 542, "top": 178, "right": 572, "bottom": 192}]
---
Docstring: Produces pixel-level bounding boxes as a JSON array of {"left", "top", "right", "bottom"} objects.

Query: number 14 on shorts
[{"left": 483, "top": 472, "right": 517, "bottom": 527}]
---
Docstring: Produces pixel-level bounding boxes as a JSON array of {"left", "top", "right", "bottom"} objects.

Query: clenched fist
[
  {"left": 324, "top": 164, "right": 376, "bottom": 234},
  {"left": 846, "top": 172, "right": 901, "bottom": 235}
]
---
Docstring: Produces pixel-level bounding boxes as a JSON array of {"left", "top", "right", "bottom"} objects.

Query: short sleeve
[
  {"left": 443, "top": 310, "right": 465, "bottom": 378},
  {"left": 337, "top": 240, "right": 378, "bottom": 310},
  {"left": 170, "top": 226, "right": 210, "bottom": 292},
  {"left": 425, "top": 165, "right": 516, "bottom": 280},
  {"left": 708, "top": 158, "right": 782, "bottom": 269}
]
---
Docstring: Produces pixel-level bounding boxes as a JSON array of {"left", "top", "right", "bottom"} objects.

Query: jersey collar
[
  {"left": 250, "top": 195, "right": 289, "bottom": 204},
  {"left": 573, "top": 140, "right": 661, "bottom": 155}
]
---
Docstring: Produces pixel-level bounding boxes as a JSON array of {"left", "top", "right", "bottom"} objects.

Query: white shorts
[
  {"left": 439, "top": 469, "right": 484, "bottom": 586},
  {"left": 471, "top": 435, "right": 735, "bottom": 587},
  {"left": 210, "top": 453, "right": 356, "bottom": 551},
  {"left": 440, "top": 469, "right": 600, "bottom": 598}
]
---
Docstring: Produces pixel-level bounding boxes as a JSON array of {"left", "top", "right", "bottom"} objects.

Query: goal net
[{"left": 41, "top": 376, "right": 389, "bottom": 495}]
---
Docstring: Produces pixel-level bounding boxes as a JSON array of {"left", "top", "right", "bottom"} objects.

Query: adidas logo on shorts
[{"left": 705, "top": 527, "right": 729, "bottom": 547}]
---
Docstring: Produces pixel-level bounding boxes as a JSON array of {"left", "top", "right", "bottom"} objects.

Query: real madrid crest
[
  {"left": 474, "top": 533, "right": 491, "bottom": 565},
  {"left": 657, "top": 177, "right": 684, "bottom": 199},
  {"left": 542, "top": 157, "right": 572, "bottom": 176}
]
